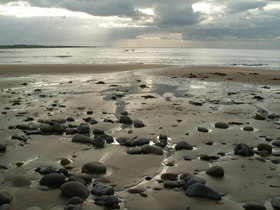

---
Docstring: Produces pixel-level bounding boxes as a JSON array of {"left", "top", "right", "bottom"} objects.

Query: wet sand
[{"left": 0, "top": 64, "right": 280, "bottom": 210}]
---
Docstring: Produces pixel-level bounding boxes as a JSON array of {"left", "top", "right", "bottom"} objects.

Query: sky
[{"left": 0, "top": 0, "right": 280, "bottom": 49}]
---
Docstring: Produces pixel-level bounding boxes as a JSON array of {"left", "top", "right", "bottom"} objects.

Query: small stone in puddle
[{"left": 215, "top": 122, "right": 229, "bottom": 129}]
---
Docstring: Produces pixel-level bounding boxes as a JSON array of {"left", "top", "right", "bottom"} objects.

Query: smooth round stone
[
  {"left": 164, "top": 181, "right": 180, "bottom": 188},
  {"left": 161, "top": 173, "right": 178, "bottom": 180},
  {"left": 135, "top": 138, "right": 150, "bottom": 146},
  {"left": 65, "top": 129, "right": 77, "bottom": 135},
  {"left": 175, "top": 141, "right": 193, "bottom": 150},
  {"left": 0, "top": 190, "right": 13, "bottom": 205},
  {"left": 119, "top": 116, "right": 133, "bottom": 125},
  {"left": 180, "top": 173, "right": 191, "bottom": 180},
  {"left": 243, "top": 126, "right": 254, "bottom": 131},
  {"left": 206, "top": 166, "right": 225, "bottom": 177},
  {"left": 77, "top": 124, "right": 89, "bottom": 134},
  {"left": 67, "top": 117, "right": 75, "bottom": 122},
  {"left": 52, "top": 123, "right": 64, "bottom": 132},
  {"left": 72, "top": 134, "right": 92, "bottom": 143},
  {"left": 40, "top": 124, "right": 53, "bottom": 134},
  {"left": 74, "top": 173, "right": 92, "bottom": 183},
  {"left": 93, "top": 128, "right": 105, "bottom": 135},
  {"left": 255, "top": 113, "right": 266, "bottom": 120},
  {"left": 60, "top": 158, "right": 71, "bottom": 166},
  {"left": 197, "top": 127, "right": 209, "bottom": 132},
  {"left": 243, "top": 202, "right": 266, "bottom": 210},
  {"left": 234, "top": 143, "right": 254, "bottom": 156},
  {"left": 17, "top": 124, "right": 30, "bottom": 130},
  {"left": 185, "top": 183, "right": 221, "bottom": 200},
  {"left": 272, "top": 197, "right": 280, "bottom": 209},
  {"left": 215, "top": 122, "right": 229, "bottom": 129},
  {"left": 267, "top": 114, "right": 276, "bottom": 119},
  {"left": 66, "top": 196, "right": 84, "bottom": 205},
  {"left": 127, "top": 148, "right": 142, "bottom": 155},
  {"left": 5, "top": 175, "right": 31, "bottom": 187},
  {"left": 134, "top": 120, "right": 145, "bottom": 128},
  {"left": 182, "top": 175, "right": 206, "bottom": 188},
  {"left": 91, "top": 137, "right": 105, "bottom": 147},
  {"left": 272, "top": 140, "right": 280, "bottom": 147},
  {"left": 141, "top": 145, "right": 163, "bottom": 155},
  {"left": 82, "top": 162, "right": 107, "bottom": 174},
  {"left": 68, "top": 176, "right": 86, "bottom": 186},
  {"left": 39, "top": 173, "right": 65, "bottom": 188},
  {"left": 60, "top": 181, "right": 90, "bottom": 199},
  {"left": 94, "top": 195, "right": 119, "bottom": 206},
  {"left": 257, "top": 143, "right": 272, "bottom": 154},
  {"left": 0, "top": 144, "right": 6, "bottom": 152}
]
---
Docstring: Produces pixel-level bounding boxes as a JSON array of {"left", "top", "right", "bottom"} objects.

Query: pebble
[
  {"left": 272, "top": 140, "right": 280, "bottom": 147},
  {"left": 68, "top": 176, "right": 86, "bottom": 186},
  {"left": 175, "top": 141, "right": 193, "bottom": 150},
  {"left": 74, "top": 173, "right": 92, "bottom": 183},
  {"left": 134, "top": 120, "right": 145, "bottom": 128},
  {"left": 243, "top": 202, "right": 266, "bottom": 210},
  {"left": 39, "top": 173, "right": 65, "bottom": 188},
  {"left": 94, "top": 195, "right": 119, "bottom": 206},
  {"left": 66, "top": 196, "right": 84, "bottom": 205},
  {"left": 65, "top": 129, "right": 77, "bottom": 135},
  {"left": 91, "top": 137, "right": 105, "bottom": 147},
  {"left": 159, "top": 134, "right": 168, "bottom": 140},
  {"left": 40, "top": 124, "right": 53, "bottom": 134},
  {"left": 77, "top": 124, "right": 89, "bottom": 134},
  {"left": 0, "top": 190, "right": 13, "bottom": 205},
  {"left": 135, "top": 138, "right": 150, "bottom": 146},
  {"left": 38, "top": 166, "right": 57, "bottom": 174},
  {"left": 179, "top": 173, "right": 191, "bottom": 180},
  {"left": 119, "top": 116, "right": 133, "bottom": 125},
  {"left": 67, "top": 117, "right": 75, "bottom": 122},
  {"left": 271, "top": 197, "right": 280, "bottom": 209},
  {"left": 164, "top": 181, "right": 180, "bottom": 188},
  {"left": 0, "top": 204, "right": 9, "bottom": 210},
  {"left": 141, "top": 145, "right": 163, "bottom": 155},
  {"left": 243, "top": 126, "right": 254, "bottom": 131},
  {"left": 197, "top": 127, "right": 209, "bottom": 132},
  {"left": 127, "top": 148, "right": 142, "bottom": 155},
  {"left": 52, "top": 123, "right": 64, "bottom": 133},
  {"left": 181, "top": 175, "right": 206, "bottom": 189},
  {"left": 206, "top": 166, "right": 225, "bottom": 177},
  {"left": 93, "top": 128, "right": 105, "bottom": 135},
  {"left": 60, "top": 158, "right": 71, "bottom": 166},
  {"left": 91, "top": 183, "right": 114, "bottom": 196},
  {"left": 215, "top": 122, "right": 229, "bottom": 129},
  {"left": 257, "top": 143, "right": 272, "bottom": 154},
  {"left": 234, "top": 143, "right": 254, "bottom": 156},
  {"left": 60, "top": 181, "right": 90, "bottom": 199},
  {"left": 161, "top": 173, "right": 178, "bottom": 180},
  {"left": 0, "top": 144, "right": 6, "bottom": 152},
  {"left": 185, "top": 183, "right": 221, "bottom": 200},
  {"left": 17, "top": 124, "right": 30, "bottom": 130},
  {"left": 5, "top": 175, "right": 31, "bottom": 187},
  {"left": 72, "top": 134, "right": 92, "bottom": 143},
  {"left": 82, "top": 162, "right": 107, "bottom": 174},
  {"left": 255, "top": 113, "right": 266, "bottom": 120},
  {"left": 127, "top": 188, "right": 145, "bottom": 194}
]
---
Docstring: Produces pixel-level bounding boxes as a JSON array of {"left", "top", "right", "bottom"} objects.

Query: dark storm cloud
[{"left": 225, "top": 1, "right": 268, "bottom": 14}]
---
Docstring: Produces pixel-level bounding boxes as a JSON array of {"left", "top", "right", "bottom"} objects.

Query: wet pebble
[
  {"left": 161, "top": 173, "right": 178, "bottom": 180},
  {"left": 65, "top": 129, "right": 77, "bottom": 135},
  {"left": 257, "top": 143, "right": 272, "bottom": 154},
  {"left": 67, "top": 117, "right": 75, "bottom": 122},
  {"left": 74, "top": 173, "right": 92, "bottom": 183},
  {"left": 77, "top": 123, "right": 89, "bottom": 134},
  {"left": 141, "top": 145, "right": 163, "bottom": 155},
  {"left": 135, "top": 138, "right": 150, "bottom": 146},
  {"left": 66, "top": 196, "right": 84, "bottom": 205},
  {"left": 255, "top": 113, "right": 266, "bottom": 120},
  {"left": 93, "top": 128, "right": 105, "bottom": 135},
  {"left": 127, "top": 148, "right": 142, "bottom": 155},
  {"left": 38, "top": 166, "right": 57, "bottom": 174},
  {"left": 53, "top": 123, "right": 64, "bottom": 133},
  {"left": 134, "top": 120, "right": 145, "bottom": 128},
  {"left": 243, "top": 126, "right": 254, "bottom": 131},
  {"left": 120, "top": 116, "right": 133, "bottom": 125},
  {"left": 40, "top": 124, "right": 53, "bottom": 134},
  {"left": 272, "top": 140, "right": 280, "bottom": 147},
  {"left": 185, "top": 183, "right": 221, "bottom": 200},
  {"left": 272, "top": 197, "right": 280, "bottom": 209},
  {"left": 68, "top": 176, "right": 86, "bottom": 186},
  {"left": 91, "top": 183, "right": 114, "bottom": 196},
  {"left": 39, "top": 173, "right": 65, "bottom": 188},
  {"left": 181, "top": 175, "right": 206, "bottom": 189},
  {"left": 60, "top": 181, "right": 90, "bottom": 199},
  {"left": 206, "top": 166, "right": 224, "bottom": 177},
  {"left": 0, "top": 204, "right": 9, "bottom": 210},
  {"left": 94, "top": 195, "right": 119, "bottom": 206},
  {"left": 0, "top": 190, "right": 13, "bottom": 205},
  {"left": 127, "top": 188, "right": 145, "bottom": 194},
  {"left": 243, "top": 202, "right": 266, "bottom": 210},
  {"left": 215, "top": 122, "right": 229, "bottom": 129},
  {"left": 17, "top": 124, "right": 30, "bottom": 130},
  {"left": 72, "top": 134, "right": 92, "bottom": 143},
  {"left": 91, "top": 137, "right": 105, "bottom": 147},
  {"left": 0, "top": 144, "right": 6, "bottom": 152},
  {"left": 175, "top": 141, "right": 193, "bottom": 150},
  {"left": 197, "top": 127, "right": 209, "bottom": 132},
  {"left": 82, "top": 162, "right": 107, "bottom": 174},
  {"left": 164, "top": 181, "right": 180, "bottom": 188},
  {"left": 234, "top": 143, "right": 254, "bottom": 156}
]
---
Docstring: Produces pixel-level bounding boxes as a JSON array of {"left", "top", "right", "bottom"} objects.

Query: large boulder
[
  {"left": 60, "top": 181, "right": 90, "bottom": 199},
  {"left": 82, "top": 162, "right": 107, "bottom": 174}
]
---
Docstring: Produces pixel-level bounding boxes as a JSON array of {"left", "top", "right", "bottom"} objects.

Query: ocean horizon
[{"left": 0, "top": 47, "right": 279, "bottom": 70}]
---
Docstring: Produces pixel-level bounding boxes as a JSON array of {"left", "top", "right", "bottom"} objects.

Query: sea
[{"left": 0, "top": 47, "right": 279, "bottom": 70}]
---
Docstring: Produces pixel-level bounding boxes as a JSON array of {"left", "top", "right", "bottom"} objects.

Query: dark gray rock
[
  {"left": 66, "top": 196, "right": 84, "bottom": 205},
  {"left": 91, "top": 137, "right": 105, "bottom": 147},
  {"left": 164, "top": 181, "right": 180, "bottom": 188},
  {"left": 72, "top": 134, "right": 92, "bottom": 144},
  {"left": 17, "top": 124, "right": 30, "bottom": 130},
  {"left": 127, "top": 148, "right": 142, "bottom": 155},
  {"left": 120, "top": 116, "right": 133, "bottom": 125},
  {"left": 135, "top": 138, "right": 150, "bottom": 146},
  {"left": 60, "top": 181, "right": 90, "bottom": 199},
  {"left": 54, "top": 118, "right": 67, "bottom": 124},
  {"left": 197, "top": 127, "right": 209, "bottom": 132},
  {"left": 272, "top": 197, "right": 280, "bottom": 209},
  {"left": 215, "top": 122, "right": 229, "bottom": 129},
  {"left": 103, "top": 135, "right": 114, "bottom": 144},
  {"left": 68, "top": 176, "right": 86, "bottom": 186},
  {"left": 53, "top": 123, "right": 64, "bottom": 133},
  {"left": 181, "top": 175, "right": 206, "bottom": 189},
  {"left": 206, "top": 166, "right": 225, "bottom": 177},
  {"left": 175, "top": 141, "right": 193, "bottom": 150},
  {"left": 5, "top": 175, "right": 31, "bottom": 187},
  {"left": 243, "top": 202, "right": 266, "bottom": 210},
  {"left": 93, "top": 128, "right": 104, "bottom": 135},
  {"left": 67, "top": 117, "right": 75, "bottom": 122},
  {"left": 272, "top": 140, "right": 280, "bottom": 147},
  {"left": 134, "top": 120, "right": 145, "bottom": 128},
  {"left": 155, "top": 140, "right": 167, "bottom": 148},
  {"left": 64, "top": 204, "right": 79, "bottom": 210},
  {"left": 121, "top": 111, "right": 129, "bottom": 115},
  {"left": 255, "top": 113, "right": 266, "bottom": 120},
  {"left": 243, "top": 126, "right": 254, "bottom": 131},
  {"left": 159, "top": 134, "right": 168, "bottom": 140},
  {"left": 91, "top": 183, "right": 114, "bottom": 196},
  {"left": 60, "top": 158, "right": 71, "bottom": 166},
  {"left": 124, "top": 139, "right": 136, "bottom": 147},
  {"left": 161, "top": 173, "right": 178, "bottom": 180},
  {"left": 0, "top": 144, "right": 6, "bottom": 152},
  {"left": 94, "top": 195, "right": 119, "bottom": 206},
  {"left": 82, "top": 162, "right": 107, "bottom": 174},
  {"left": 0, "top": 204, "right": 9, "bottom": 210},
  {"left": 185, "top": 183, "right": 221, "bottom": 200},
  {"left": 234, "top": 143, "right": 254, "bottom": 156},
  {"left": 0, "top": 190, "right": 13, "bottom": 205},
  {"left": 141, "top": 145, "right": 163, "bottom": 155},
  {"left": 40, "top": 124, "right": 53, "bottom": 134},
  {"left": 77, "top": 124, "right": 89, "bottom": 134},
  {"left": 74, "top": 173, "right": 92, "bottom": 183},
  {"left": 39, "top": 173, "right": 65, "bottom": 188}
]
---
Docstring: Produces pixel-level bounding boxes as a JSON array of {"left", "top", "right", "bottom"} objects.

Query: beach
[{"left": 0, "top": 64, "right": 280, "bottom": 210}]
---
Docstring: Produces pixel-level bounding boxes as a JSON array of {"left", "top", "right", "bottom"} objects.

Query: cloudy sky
[{"left": 0, "top": 0, "right": 280, "bottom": 49}]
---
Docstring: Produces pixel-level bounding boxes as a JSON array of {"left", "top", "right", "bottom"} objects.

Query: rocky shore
[{"left": 0, "top": 65, "right": 280, "bottom": 210}]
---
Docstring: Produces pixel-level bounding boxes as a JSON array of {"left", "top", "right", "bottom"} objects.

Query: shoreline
[{"left": 0, "top": 64, "right": 280, "bottom": 209}]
